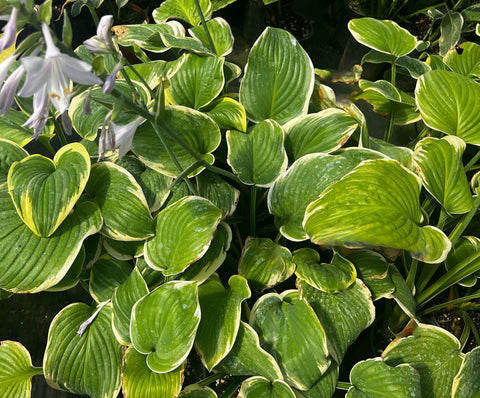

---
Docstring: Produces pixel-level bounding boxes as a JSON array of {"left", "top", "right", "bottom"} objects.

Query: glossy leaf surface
[
  {"left": 201, "top": 96, "right": 247, "bottom": 132},
  {"left": 444, "top": 42, "right": 480, "bottom": 78},
  {"left": 452, "top": 346, "right": 480, "bottom": 397},
  {"left": 239, "top": 377, "right": 295, "bottom": 398},
  {"left": 0, "top": 139, "right": 28, "bottom": 187},
  {"left": 197, "top": 171, "right": 239, "bottom": 218},
  {"left": 189, "top": 17, "right": 234, "bottom": 56},
  {"left": 89, "top": 256, "right": 132, "bottom": 303},
  {"left": 152, "top": 0, "right": 212, "bottom": 26}
]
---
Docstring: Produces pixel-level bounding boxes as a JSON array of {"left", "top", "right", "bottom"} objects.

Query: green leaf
[
  {"left": 227, "top": 120, "right": 287, "bottom": 187},
  {"left": 152, "top": 32, "right": 212, "bottom": 55},
  {"left": 452, "top": 346, "right": 480, "bottom": 397},
  {"left": 239, "top": 27, "right": 314, "bottom": 124},
  {"left": 445, "top": 236, "right": 480, "bottom": 288},
  {"left": 201, "top": 96, "right": 247, "bottom": 132},
  {"left": 197, "top": 171, "right": 239, "bottom": 218},
  {"left": 0, "top": 110, "right": 36, "bottom": 147},
  {"left": 145, "top": 196, "right": 222, "bottom": 275},
  {"left": 0, "top": 341, "right": 42, "bottom": 398},
  {"left": 137, "top": 257, "right": 165, "bottom": 289},
  {"left": 89, "top": 255, "right": 132, "bottom": 303},
  {"left": 413, "top": 136, "right": 473, "bottom": 214},
  {"left": 239, "top": 377, "right": 295, "bottom": 398},
  {"left": 250, "top": 291, "right": 330, "bottom": 390},
  {"left": 122, "top": 347, "right": 184, "bottom": 397},
  {"left": 133, "top": 105, "right": 221, "bottom": 177},
  {"left": 0, "top": 187, "right": 102, "bottom": 292},
  {"left": 239, "top": 237, "right": 295, "bottom": 291},
  {"left": 0, "top": 139, "right": 28, "bottom": 187},
  {"left": 138, "top": 167, "right": 173, "bottom": 213},
  {"left": 214, "top": 321, "right": 283, "bottom": 381},
  {"left": 152, "top": 0, "right": 212, "bottom": 26},
  {"left": 104, "top": 238, "right": 144, "bottom": 261},
  {"left": 440, "top": 11, "right": 464, "bottom": 55},
  {"left": 348, "top": 18, "right": 417, "bottom": 57},
  {"left": 293, "top": 361, "right": 338, "bottom": 398},
  {"left": 43, "top": 303, "right": 123, "bottom": 398},
  {"left": 346, "top": 358, "right": 422, "bottom": 398},
  {"left": 283, "top": 109, "right": 358, "bottom": 161},
  {"left": 130, "top": 281, "right": 200, "bottom": 373},
  {"left": 369, "top": 138, "right": 414, "bottom": 169},
  {"left": 416, "top": 70, "right": 480, "bottom": 145},
  {"left": 8, "top": 143, "right": 90, "bottom": 237},
  {"left": 189, "top": 17, "right": 234, "bottom": 56},
  {"left": 167, "top": 53, "right": 224, "bottom": 109},
  {"left": 195, "top": 274, "right": 250, "bottom": 370},
  {"left": 443, "top": 42, "right": 480, "bottom": 78},
  {"left": 382, "top": 321, "right": 463, "bottom": 398},
  {"left": 180, "top": 384, "right": 218, "bottom": 397},
  {"left": 46, "top": 244, "right": 85, "bottom": 292},
  {"left": 304, "top": 159, "right": 451, "bottom": 264},
  {"left": 124, "top": 58, "right": 186, "bottom": 89},
  {"left": 83, "top": 162, "right": 155, "bottom": 240},
  {"left": 299, "top": 279, "right": 375, "bottom": 363},
  {"left": 211, "top": 0, "right": 236, "bottom": 11}
]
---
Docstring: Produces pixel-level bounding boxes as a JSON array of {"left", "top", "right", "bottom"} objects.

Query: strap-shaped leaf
[
  {"left": 304, "top": 159, "right": 451, "bottom": 264},
  {"left": 239, "top": 27, "right": 314, "bottom": 124},
  {"left": 0, "top": 187, "right": 102, "bottom": 292},
  {"left": 416, "top": 70, "right": 480, "bottom": 144},
  {"left": 43, "top": 303, "right": 123, "bottom": 398},
  {"left": 8, "top": 143, "right": 90, "bottom": 237},
  {"left": 445, "top": 236, "right": 480, "bottom": 288},
  {"left": 89, "top": 255, "right": 133, "bottom": 303},
  {"left": 414, "top": 136, "right": 473, "bottom": 214},
  {"left": 145, "top": 196, "right": 222, "bottom": 275},
  {"left": 197, "top": 171, "right": 240, "bottom": 218},
  {"left": 122, "top": 348, "right": 184, "bottom": 397},
  {"left": 452, "top": 346, "right": 480, "bottom": 397},
  {"left": 227, "top": 119, "right": 287, "bottom": 187},
  {"left": 0, "top": 139, "right": 28, "bottom": 187},
  {"left": 84, "top": 162, "right": 154, "bottom": 241},
  {"left": 214, "top": 321, "right": 283, "bottom": 381},
  {"left": 0, "top": 341, "right": 42, "bottom": 398},
  {"left": 239, "top": 377, "right": 295, "bottom": 398},
  {"left": 250, "top": 291, "right": 330, "bottom": 390},
  {"left": 383, "top": 321, "right": 464, "bottom": 398},
  {"left": 189, "top": 17, "right": 234, "bottom": 56},
  {"left": 239, "top": 237, "right": 295, "bottom": 291},
  {"left": 348, "top": 18, "right": 417, "bottom": 57},
  {"left": 201, "top": 97, "right": 247, "bottom": 132},
  {"left": 444, "top": 42, "right": 480, "bottom": 78},
  {"left": 133, "top": 106, "right": 221, "bottom": 177},
  {"left": 299, "top": 279, "right": 375, "bottom": 363},
  {"left": 130, "top": 281, "right": 200, "bottom": 373},
  {"left": 195, "top": 274, "right": 250, "bottom": 370},
  {"left": 152, "top": 0, "right": 212, "bottom": 26},
  {"left": 346, "top": 358, "right": 422, "bottom": 398}
]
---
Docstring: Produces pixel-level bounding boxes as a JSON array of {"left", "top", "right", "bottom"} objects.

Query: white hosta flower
[
  {"left": 0, "top": 55, "right": 15, "bottom": 86},
  {"left": 0, "top": 63, "right": 25, "bottom": 115},
  {"left": 83, "top": 15, "right": 115, "bottom": 53},
  {"left": 23, "top": 85, "right": 50, "bottom": 139},
  {"left": 0, "top": 7, "right": 18, "bottom": 51},
  {"left": 102, "top": 117, "right": 145, "bottom": 159},
  {"left": 103, "top": 61, "right": 122, "bottom": 94}
]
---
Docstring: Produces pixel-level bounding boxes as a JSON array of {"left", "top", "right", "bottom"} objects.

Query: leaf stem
[
  {"left": 449, "top": 192, "right": 480, "bottom": 246},
  {"left": 406, "top": 258, "right": 418, "bottom": 291},
  {"left": 418, "top": 289, "right": 480, "bottom": 316},
  {"left": 250, "top": 185, "right": 257, "bottom": 237},
  {"left": 219, "top": 376, "right": 244, "bottom": 398},
  {"left": 197, "top": 372, "right": 226, "bottom": 387},
  {"left": 193, "top": 0, "right": 215, "bottom": 53},
  {"left": 336, "top": 381, "right": 351, "bottom": 390},
  {"left": 465, "top": 150, "right": 480, "bottom": 172}
]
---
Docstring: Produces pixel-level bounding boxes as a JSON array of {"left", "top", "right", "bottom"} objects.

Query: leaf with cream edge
[
  {"left": 0, "top": 138, "right": 28, "bottom": 186},
  {"left": 189, "top": 17, "right": 234, "bottom": 56},
  {"left": 152, "top": 0, "right": 212, "bottom": 26},
  {"left": 239, "top": 27, "right": 314, "bottom": 124},
  {"left": 452, "top": 346, "right": 480, "bottom": 397},
  {"left": 0, "top": 186, "right": 102, "bottom": 293},
  {"left": 145, "top": 196, "right": 222, "bottom": 276},
  {"left": 130, "top": 281, "right": 200, "bottom": 374},
  {"left": 416, "top": 70, "right": 480, "bottom": 145},
  {"left": 179, "top": 384, "right": 218, "bottom": 397},
  {"left": 0, "top": 341, "right": 42, "bottom": 398},
  {"left": 293, "top": 361, "right": 339, "bottom": 398},
  {"left": 197, "top": 171, "right": 240, "bottom": 218},
  {"left": 201, "top": 97, "right": 247, "bottom": 132},
  {"left": 8, "top": 142, "right": 90, "bottom": 237},
  {"left": 0, "top": 110, "right": 44, "bottom": 147},
  {"left": 43, "top": 303, "right": 123, "bottom": 398},
  {"left": 303, "top": 159, "right": 451, "bottom": 264},
  {"left": 239, "top": 377, "right": 296, "bottom": 398},
  {"left": 89, "top": 255, "right": 133, "bottom": 303},
  {"left": 443, "top": 42, "right": 480, "bottom": 78}
]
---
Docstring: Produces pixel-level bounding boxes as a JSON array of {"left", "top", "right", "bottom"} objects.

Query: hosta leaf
[
  {"left": 122, "top": 348, "right": 184, "bottom": 397},
  {"left": 414, "top": 136, "right": 473, "bottom": 214},
  {"left": 130, "top": 281, "right": 200, "bottom": 373},
  {"left": 180, "top": 384, "right": 217, "bottom": 397},
  {"left": 250, "top": 291, "right": 330, "bottom": 390},
  {"left": 89, "top": 255, "right": 132, "bottom": 303},
  {"left": 299, "top": 279, "right": 375, "bottom": 363},
  {"left": 348, "top": 18, "right": 417, "bottom": 57},
  {"left": 43, "top": 303, "right": 123, "bottom": 398},
  {"left": 137, "top": 257, "right": 165, "bottom": 290},
  {"left": 304, "top": 159, "right": 451, "bottom": 264},
  {"left": 145, "top": 196, "right": 222, "bottom": 275},
  {"left": 239, "top": 237, "right": 295, "bottom": 291},
  {"left": 239, "top": 27, "right": 314, "bottom": 124},
  {"left": 201, "top": 96, "right": 247, "bottom": 132},
  {"left": 211, "top": 0, "right": 236, "bottom": 11},
  {"left": 416, "top": 70, "right": 480, "bottom": 145},
  {"left": 152, "top": 0, "right": 212, "bottom": 26},
  {"left": 382, "top": 321, "right": 463, "bottom": 398},
  {"left": 346, "top": 358, "right": 422, "bottom": 398},
  {"left": 293, "top": 361, "right": 338, "bottom": 398},
  {"left": 46, "top": 245, "right": 85, "bottom": 292},
  {"left": 8, "top": 143, "right": 90, "bottom": 237},
  {"left": 197, "top": 171, "right": 239, "bottom": 218},
  {"left": 189, "top": 17, "right": 234, "bottom": 56},
  {"left": 227, "top": 119, "right": 287, "bottom": 187},
  {"left": 0, "top": 110, "right": 37, "bottom": 146},
  {"left": 369, "top": 138, "right": 414, "bottom": 169},
  {"left": 283, "top": 108, "right": 358, "bottom": 161},
  {"left": 83, "top": 162, "right": 154, "bottom": 241},
  {"left": 104, "top": 238, "right": 144, "bottom": 260},
  {"left": 215, "top": 321, "right": 283, "bottom": 381},
  {"left": 138, "top": 167, "right": 172, "bottom": 213},
  {"left": 133, "top": 106, "right": 221, "bottom": 177},
  {"left": 0, "top": 341, "right": 42, "bottom": 398},
  {"left": 445, "top": 236, "right": 480, "bottom": 288},
  {"left": 153, "top": 32, "right": 212, "bottom": 55},
  {"left": 167, "top": 53, "right": 224, "bottom": 109},
  {"left": 124, "top": 58, "right": 186, "bottom": 89},
  {"left": 239, "top": 377, "right": 296, "bottom": 398},
  {"left": 294, "top": 249, "right": 356, "bottom": 293},
  {"left": 195, "top": 274, "right": 250, "bottom": 370},
  {"left": 444, "top": 42, "right": 480, "bottom": 78},
  {"left": 0, "top": 139, "right": 28, "bottom": 187},
  {"left": 0, "top": 187, "right": 102, "bottom": 292},
  {"left": 440, "top": 11, "right": 464, "bottom": 55},
  {"left": 452, "top": 346, "right": 480, "bottom": 397}
]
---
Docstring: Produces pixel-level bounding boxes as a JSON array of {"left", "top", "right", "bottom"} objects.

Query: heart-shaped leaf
[
  {"left": 239, "top": 27, "right": 314, "bottom": 124},
  {"left": 201, "top": 96, "right": 247, "bottom": 132},
  {"left": 152, "top": 0, "right": 212, "bottom": 26},
  {"left": 0, "top": 341, "right": 42, "bottom": 398},
  {"left": 227, "top": 119, "right": 287, "bottom": 187},
  {"left": 131, "top": 281, "right": 200, "bottom": 373},
  {"left": 89, "top": 255, "right": 133, "bottom": 303},
  {"left": 239, "top": 377, "right": 296, "bottom": 398},
  {"left": 452, "top": 346, "right": 480, "bottom": 397},
  {"left": 195, "top": 274, "right": 250, "bottom": 370},
  {"left": 444, "top": 42, "right": 480, "bottom": 78},
  {"left": 122, "top": 348, "right": 184, "bottom": 397},
  {"left": 414, "top": 136, "right": 473, "bottom": 214},
  {"left": 8, "top": 143, "right": 90, "bottom": 237},
  {"left": 189, "top": 17, "right": 234, "bottom": 56},
  {"left": 145, "top": 196, "right": 222, "bottom": 275},
  {"left": 304, "top": 159, "right": 451, "bottom": 264},
  {"left": 416, "top": 70, "right": 480, "bottom": 145},
  {"left": 0, "top": 139, "right": 28, "bottom": 187},
  {"left": 43, "top": 303, "right": 123, "bottom": 398}
]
